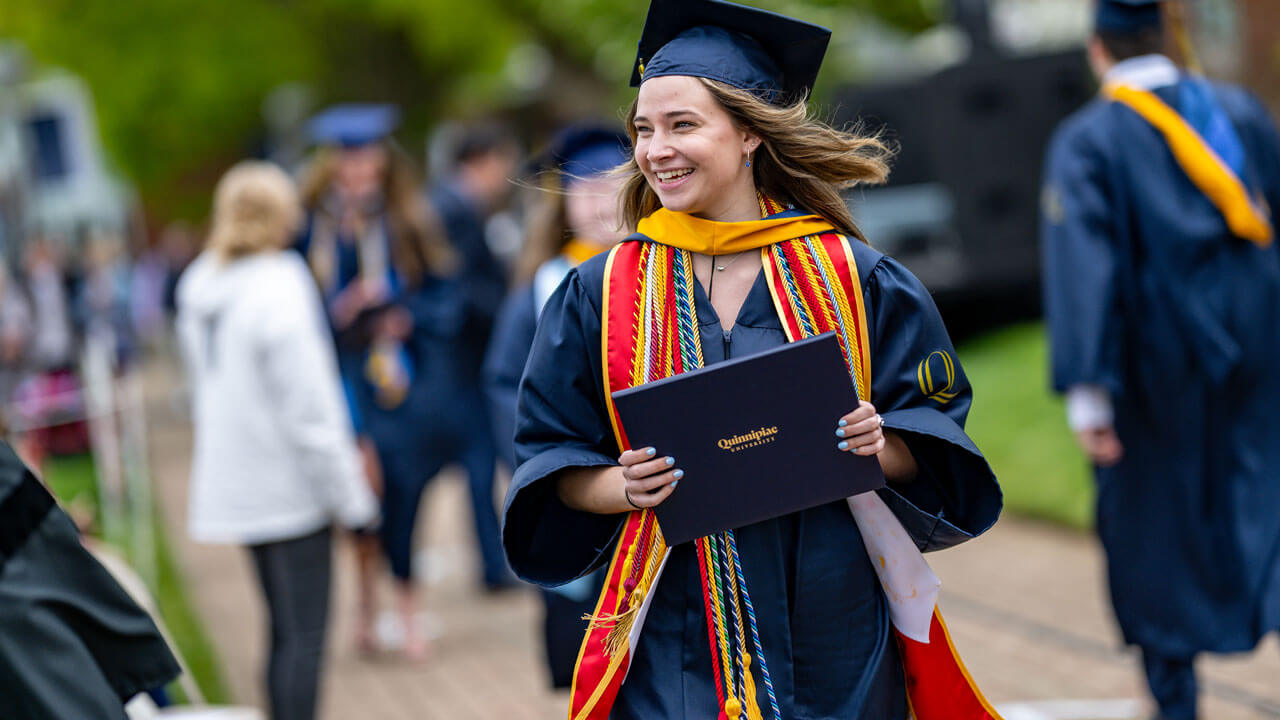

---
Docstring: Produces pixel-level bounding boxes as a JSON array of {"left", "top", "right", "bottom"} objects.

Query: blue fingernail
[
  {"left": 673, "top": 469, "right": 684, "bottom": 479},
  {"left": 671, "top": 480, "right": 680, "bottom": 488},
  {"left": 838, "top": 441, "right": 848, "bottom": 450},
  {"left": 836, "top": 429, "right": 845, "bottom": 437},
  {"left": 839, "top": 419, "right": 848, "bottom": 427},
  {"left": 646, "top": 448, "right": 656, "bottom": 456},
  {"left": 665, "top": 457, "right": 675, "bottom": 466}
]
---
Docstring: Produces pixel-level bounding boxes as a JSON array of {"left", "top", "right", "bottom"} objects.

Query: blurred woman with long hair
[
  {"left": 483, "top": 125, "right": 630, "bottom": 688},
  {"left": 297, "top": 105, "right": 464, "bottom": 661},
  {"left": 177, "top": 161, "right": 377, "bottom": 720}
]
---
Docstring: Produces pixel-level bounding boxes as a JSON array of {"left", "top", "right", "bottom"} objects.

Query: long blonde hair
[
  {"left": 208, "top": 161, "right": 301, "bottom": 261},
  {"left": 620, "top": 78, "right": 893, "bottom": 242},
  {"left": 299, "top": 142, "right": 455, "bottom": 286}
]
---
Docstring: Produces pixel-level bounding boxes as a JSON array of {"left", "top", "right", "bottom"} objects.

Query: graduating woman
[
  {"left": 503, "top": 1, "right": 1004, "bottom": 718},
  {"left": 297, "top": 105, "right": 460, "bottom": 660},
  {"left": 484, "top": 125, "right": 630, "bottom": 688}
]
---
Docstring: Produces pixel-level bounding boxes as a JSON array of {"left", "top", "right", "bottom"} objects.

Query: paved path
[{"left": 143, "top": 354, "right": 1280, "bottom": 720}]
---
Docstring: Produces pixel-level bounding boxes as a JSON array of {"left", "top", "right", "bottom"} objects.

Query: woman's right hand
[
  {"left": 619, "top": 447, "right": 682, "bottom": 510},
  {"left": 556, "top": 448, "right": 683, "bottom": 515}
]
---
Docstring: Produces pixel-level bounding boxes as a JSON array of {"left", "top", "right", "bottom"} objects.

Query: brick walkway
[{"left": 144, "top": 354, "right": 1280, "bottom": 720}]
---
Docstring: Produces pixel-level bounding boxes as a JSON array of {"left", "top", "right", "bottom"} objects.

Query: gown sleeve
[
  {"left": 1039, "top": 118, "right": 1126, "bottom": 395},
  {"left": 483, "top": 287, "right": 539, "bottom": 470},
  {"left": 502, "top": 268, "right": 626, "bottom": 587},
  {"left": 863, "top": 254, "right": 1002, "bottom": 552}
]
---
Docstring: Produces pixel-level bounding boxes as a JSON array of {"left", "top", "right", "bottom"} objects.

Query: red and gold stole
[{"left": 569, "top": 200, "right": 1001, "bottom": 720}]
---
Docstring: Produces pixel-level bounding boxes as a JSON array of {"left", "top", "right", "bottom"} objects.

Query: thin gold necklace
[
  {"left": 705, "top": 250, "right": 749, "bottom": 303},
  {"left": 715, "top": 251, "right": 748, "bottom": 272}
]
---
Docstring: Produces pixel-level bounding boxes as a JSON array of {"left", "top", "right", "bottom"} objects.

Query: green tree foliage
[{"left": 1, "top": 0, "right": 939, "bottom": 221}]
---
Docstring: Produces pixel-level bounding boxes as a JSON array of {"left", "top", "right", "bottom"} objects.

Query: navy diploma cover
[{"left": 611, "top": 331, "right": 885, "bottom": 545}]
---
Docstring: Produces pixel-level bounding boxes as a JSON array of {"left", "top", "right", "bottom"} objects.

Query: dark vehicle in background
[{"left": 837, "top": 0, "right": 1091, "bottom": 326}]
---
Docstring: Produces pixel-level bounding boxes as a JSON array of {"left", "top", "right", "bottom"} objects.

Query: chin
[{"left": 654, "top": 189, "right": 706, "bottom": 216}]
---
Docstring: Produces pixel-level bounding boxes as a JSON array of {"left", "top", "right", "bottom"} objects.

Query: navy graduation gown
[
  {"left": 1042, "top": 79, "right": 1280, "bottom": 656},
  {"left": 294, "top": 215, "right": 473, "bottom": 463},
  {"left": 503, "top": 238, "right": 1000, "bottom": 719},
  {"left": 484, "top": 285, "right": 539, "bottom": 471}
]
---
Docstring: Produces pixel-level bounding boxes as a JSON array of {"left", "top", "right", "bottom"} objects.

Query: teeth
[{"left": 656, "top": 169, "right": 693, "bottom": 181}]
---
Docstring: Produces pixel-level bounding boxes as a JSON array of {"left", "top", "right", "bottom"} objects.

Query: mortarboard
[
  {"left": 1095, "top": 0, "right": 1164, "bottom": 34},
  {"left": 307, "top": 104, "right": 400, "bottom": 148},
  {"left": 536, "top": 125, "right": 630, "bottom": 188},
  {"left": 629, "top": 0, "right": 831, "bottom": 105}
]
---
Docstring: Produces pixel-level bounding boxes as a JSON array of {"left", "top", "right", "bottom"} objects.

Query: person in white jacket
[{"left": 176, "top": 161, "right": 378, "bottom": 720}]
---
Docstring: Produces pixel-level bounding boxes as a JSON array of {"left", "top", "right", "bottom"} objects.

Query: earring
[{"left": 745, "top": 149, "right": 753, "bottom": 168}]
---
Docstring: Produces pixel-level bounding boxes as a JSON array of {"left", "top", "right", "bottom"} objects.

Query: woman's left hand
[{"left": 835, "top": 400, "right": 885, "bottom": 455}]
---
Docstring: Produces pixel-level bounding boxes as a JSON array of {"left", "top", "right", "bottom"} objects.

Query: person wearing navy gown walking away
[
  {"left": 1041, "top": 2, "right": 1280, "bottom": 718},
  {"left": 483, "top": 125, "right": 630, "bottom": 688},
  {"left": 297, "top": 105, "right": 459, "bottom": 660}
]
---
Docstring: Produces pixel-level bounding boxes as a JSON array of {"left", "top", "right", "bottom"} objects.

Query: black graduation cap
[
  {"left": 629, "top": 0, "right": 831, "bottom": 105},
  {"left": 534, "top": 125, "right": 630, "bottom": 188},
  {"left": 307, "top": 104, "right": 400, "bottom": 148},
  {"left": 1095, "top": 0, "right": 1164, "bottom": 34}
]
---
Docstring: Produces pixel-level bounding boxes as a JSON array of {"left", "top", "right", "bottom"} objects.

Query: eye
[
  {"left": 674, "top": 120, "right": 695, "bottom": 129},
  {"left": 634, "top": 124, "right": 653, "bottom": 136}
]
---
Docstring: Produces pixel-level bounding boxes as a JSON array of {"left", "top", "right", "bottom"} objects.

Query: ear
[
  {"left": 742, "top": 130, "right": 762, "bottom": 154},
  {"left": 1086, "top": 35, "right": 1112, "bottom": 80}
]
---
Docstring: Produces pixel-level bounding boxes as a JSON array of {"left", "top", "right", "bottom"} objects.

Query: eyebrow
[{"left": 633, "top": 109, "right": 703, "bottom": 125}]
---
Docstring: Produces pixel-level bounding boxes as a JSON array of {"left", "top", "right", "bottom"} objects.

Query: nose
[{"left": 645, "top": 129, "right": 675, "bottom": 165}]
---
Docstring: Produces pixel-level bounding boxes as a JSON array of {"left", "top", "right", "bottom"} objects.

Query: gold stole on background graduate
[
  {"left": 568, "top": 202, "right": 1003, "bottom": 720},
  {"left": 1104, "top": 83, "right": 1272, "bottom": 247}
]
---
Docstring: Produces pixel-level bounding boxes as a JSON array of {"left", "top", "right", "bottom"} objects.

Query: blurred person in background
[
  {"left": 23, "top": 234, "right": 73, "bottom": 375},
  {"left": 17, "top": 233, "right": 85, "bottom": 462},
  {"left": 428, "top": 121, "right": 520, "bottom": 592},
  {"left": 176, "top": 161, "right": 379, "bottom": 720},
  {"left": 78, "top": 228, "right": 137, "bottom": 369},
  {"left": 482, "top": 125, "right": 630, "bottom": 688},
  {"left": 297, "top": 104, "right": 465, "bottom": 660},
  {"left": 0, "top": 258, "right": 32, "bottom": 410},
  {"left": 1041, "top": 1, "right": 1280, "bottom": 718}
]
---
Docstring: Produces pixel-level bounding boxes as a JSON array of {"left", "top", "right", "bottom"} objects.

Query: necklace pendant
[{"left": 715, "top": 265, "right": 726, "bottom": 271}]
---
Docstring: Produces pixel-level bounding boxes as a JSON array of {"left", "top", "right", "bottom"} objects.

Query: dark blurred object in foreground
[{"left": 0, "top": 441, "right": 179, "bottom": 719}]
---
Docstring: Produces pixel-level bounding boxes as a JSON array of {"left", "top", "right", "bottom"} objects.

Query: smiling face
[{"left": 633, "top": 75, "right": 762, "bottom": 222}]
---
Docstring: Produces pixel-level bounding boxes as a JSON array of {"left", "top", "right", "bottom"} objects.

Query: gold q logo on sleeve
[{"left": 917, "top": 350, "right": 957, "bottom": 404}]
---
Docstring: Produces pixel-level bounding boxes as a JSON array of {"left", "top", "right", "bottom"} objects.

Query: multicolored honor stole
[
  {"left": 1104, "top": 83, "right": 1273, "bottom": 247},
  {"left": 570, "top": 198, "right": 1001, "bottom": 720}
]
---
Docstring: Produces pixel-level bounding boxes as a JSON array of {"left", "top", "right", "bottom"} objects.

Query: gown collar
[{"left": 1104, "top": 54, "right": 1179, "bottom": 91}]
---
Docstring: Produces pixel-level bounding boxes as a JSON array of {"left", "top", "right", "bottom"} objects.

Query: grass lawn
[
  {"left": 956, "top": 322, "right": 1095, "bottom": 530},
  {"left": 42, "top": 453, "right": 228, "bottom": 704}
]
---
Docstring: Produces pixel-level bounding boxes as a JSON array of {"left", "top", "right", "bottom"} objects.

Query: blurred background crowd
[{"left": 2, "top": 0, "right": 1279, "bottom": 719}]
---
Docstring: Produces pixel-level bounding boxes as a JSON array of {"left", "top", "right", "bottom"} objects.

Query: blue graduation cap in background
[
  {"left": 1096, "top": 0, "right": 1164, "bottom": 34},
  {"left": 629, "top": 0, "right": 831, "bottom": 105},
  {"left": 537, "top": 125, "right": 630, "bottom": 188},
  {"left": 307, "top": 104, "right": 400, "bottom": 147}
]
